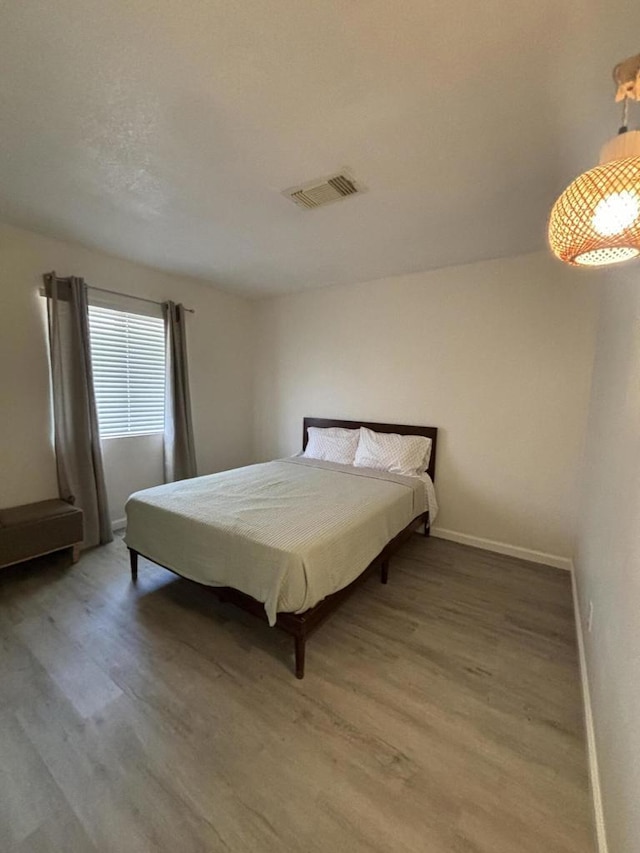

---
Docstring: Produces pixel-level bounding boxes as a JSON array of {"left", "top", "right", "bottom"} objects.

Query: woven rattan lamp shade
[
  {"left": 549, "top": 156, "right": 640, "bottom": 265},
  {"left": 549, "top": 128, "right": 640, "bottom": 266}
]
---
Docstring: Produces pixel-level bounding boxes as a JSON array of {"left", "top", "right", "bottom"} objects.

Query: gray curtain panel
[
  {"left": 44, "top": 272, "right": 112, "bottom": 548},
  {"left": 163, "top": 301, "right": 197, "bottom": 482}
]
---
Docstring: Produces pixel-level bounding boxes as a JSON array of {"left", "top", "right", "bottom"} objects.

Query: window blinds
[{"left": 88, "top": 305, "right": 166, "bottom": 438}]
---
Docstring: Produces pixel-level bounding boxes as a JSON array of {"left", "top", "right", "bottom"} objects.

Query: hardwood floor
[{"left": 0, "top": 535, "right": 594, "bottom": 853}]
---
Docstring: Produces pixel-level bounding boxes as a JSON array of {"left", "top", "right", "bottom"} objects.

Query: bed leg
[
  {"left": 424, "top": 514, "right": 430, "bottom": 537},
  {"left": 381, "top": 559, "right": 389, "bottom": 584},
  {"left": 294, "top": 634, "right": 306, "bottom": 679},
  {"left": 129, "top": 548, "right": 138, "bottom": 582}
]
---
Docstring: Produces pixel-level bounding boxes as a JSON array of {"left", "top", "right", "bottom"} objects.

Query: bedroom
[{"left": 0, "top": 2, "right": 638, "bottom": 852}]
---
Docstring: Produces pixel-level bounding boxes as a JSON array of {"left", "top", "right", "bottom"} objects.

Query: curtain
[
  {"left": 44, "top": 272, "right": 112, "bottom": 547},
  {"left": 163, "top": 301, "right": 197, "bottom": 482}
]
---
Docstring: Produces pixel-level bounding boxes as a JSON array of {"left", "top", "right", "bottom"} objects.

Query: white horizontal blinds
[{"left": 88, "top": 305, "right": 166, "bottom": 438}]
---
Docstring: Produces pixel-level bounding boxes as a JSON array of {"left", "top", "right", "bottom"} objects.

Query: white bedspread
[{"left": 125, "top": 458, "right": 433, "bottom": 625}]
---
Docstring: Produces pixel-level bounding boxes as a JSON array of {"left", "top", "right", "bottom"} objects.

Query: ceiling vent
[{"left": 283, "top": 172, "right": 364, "bottom": 210}]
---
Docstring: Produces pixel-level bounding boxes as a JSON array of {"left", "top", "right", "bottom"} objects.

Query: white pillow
[
  {"left": 354, "top": 427, "right": 432, "bottom": 476},
  {"left": 303, "top": 427, "right": 360, "bottom": 465},
  {"left": 420, "top": 438, "right": 433, "bottom": 471}
]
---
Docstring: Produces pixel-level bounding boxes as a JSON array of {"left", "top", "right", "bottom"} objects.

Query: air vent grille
[{"left": 284, "top": 172, "right": 363, "bottom": 209}]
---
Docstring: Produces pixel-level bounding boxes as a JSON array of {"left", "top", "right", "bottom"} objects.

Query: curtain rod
[
  {"left": 42, "top": 274, "right": 195, "bottom": 314},
  {"left": 88, "top": 284, "right": 195, "bottom": 314}
]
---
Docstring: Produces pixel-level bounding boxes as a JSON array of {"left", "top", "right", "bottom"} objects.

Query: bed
[{"left": 125, "top": 417, "right": 438, "bottom": 677}]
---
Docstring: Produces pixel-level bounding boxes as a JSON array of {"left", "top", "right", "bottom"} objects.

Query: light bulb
[{"left": 592, "top": 190, "right": 640, "bottom": 236}]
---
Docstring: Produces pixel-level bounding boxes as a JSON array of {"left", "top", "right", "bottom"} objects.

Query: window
[{"left": 88, "top": 305, "right": 165, "bottom": 438}]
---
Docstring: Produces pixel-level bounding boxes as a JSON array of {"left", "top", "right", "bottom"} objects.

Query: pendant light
[{"left": 548, "top": 53, "right": 640, "bottom": 267}]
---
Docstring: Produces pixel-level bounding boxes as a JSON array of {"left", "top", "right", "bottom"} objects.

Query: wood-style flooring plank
[{"left": 0, "top": 709, "right": 67, "bottom": 848}]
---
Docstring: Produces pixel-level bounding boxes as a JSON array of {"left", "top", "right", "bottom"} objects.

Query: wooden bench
[{"left": 0, "top": 499, "right": 84, "bottom": 569}]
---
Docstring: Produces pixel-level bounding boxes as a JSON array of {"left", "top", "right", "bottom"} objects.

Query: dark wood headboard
[{"left": 302, "top": 417, "right": 438, "bottom": 482}]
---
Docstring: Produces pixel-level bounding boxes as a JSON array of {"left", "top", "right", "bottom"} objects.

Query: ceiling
[{"left": 1, "top": 1, "right": 639, "bottom": 296}]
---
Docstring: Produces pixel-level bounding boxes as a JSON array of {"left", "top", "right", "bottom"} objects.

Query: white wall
[
  {"left": 253, "top": 252, "right": 599, "bottom": 560},
  {"left": 101, "top": 434, "right": 164, "bottom": 526},
  {"left": 0, "top": 222, "right": 254, "bottom": 523},
  {"left": 574, "top": 269, "right": 640, "bottom": 853}
]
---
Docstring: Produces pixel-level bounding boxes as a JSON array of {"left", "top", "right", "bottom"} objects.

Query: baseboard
[
  {"left": 570, "top": 563, "right": 609, "bottom": 853},
  {"left": 430, "top": 527, "right": 572, "bottom": 571},
  {"left": 111, "top": 517, "right": 126, "bottom": 532}
]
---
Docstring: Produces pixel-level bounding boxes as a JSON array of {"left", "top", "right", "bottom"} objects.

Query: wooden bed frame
[{"left": 128, "top": 417, "right": 438, "bottom": 679}]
